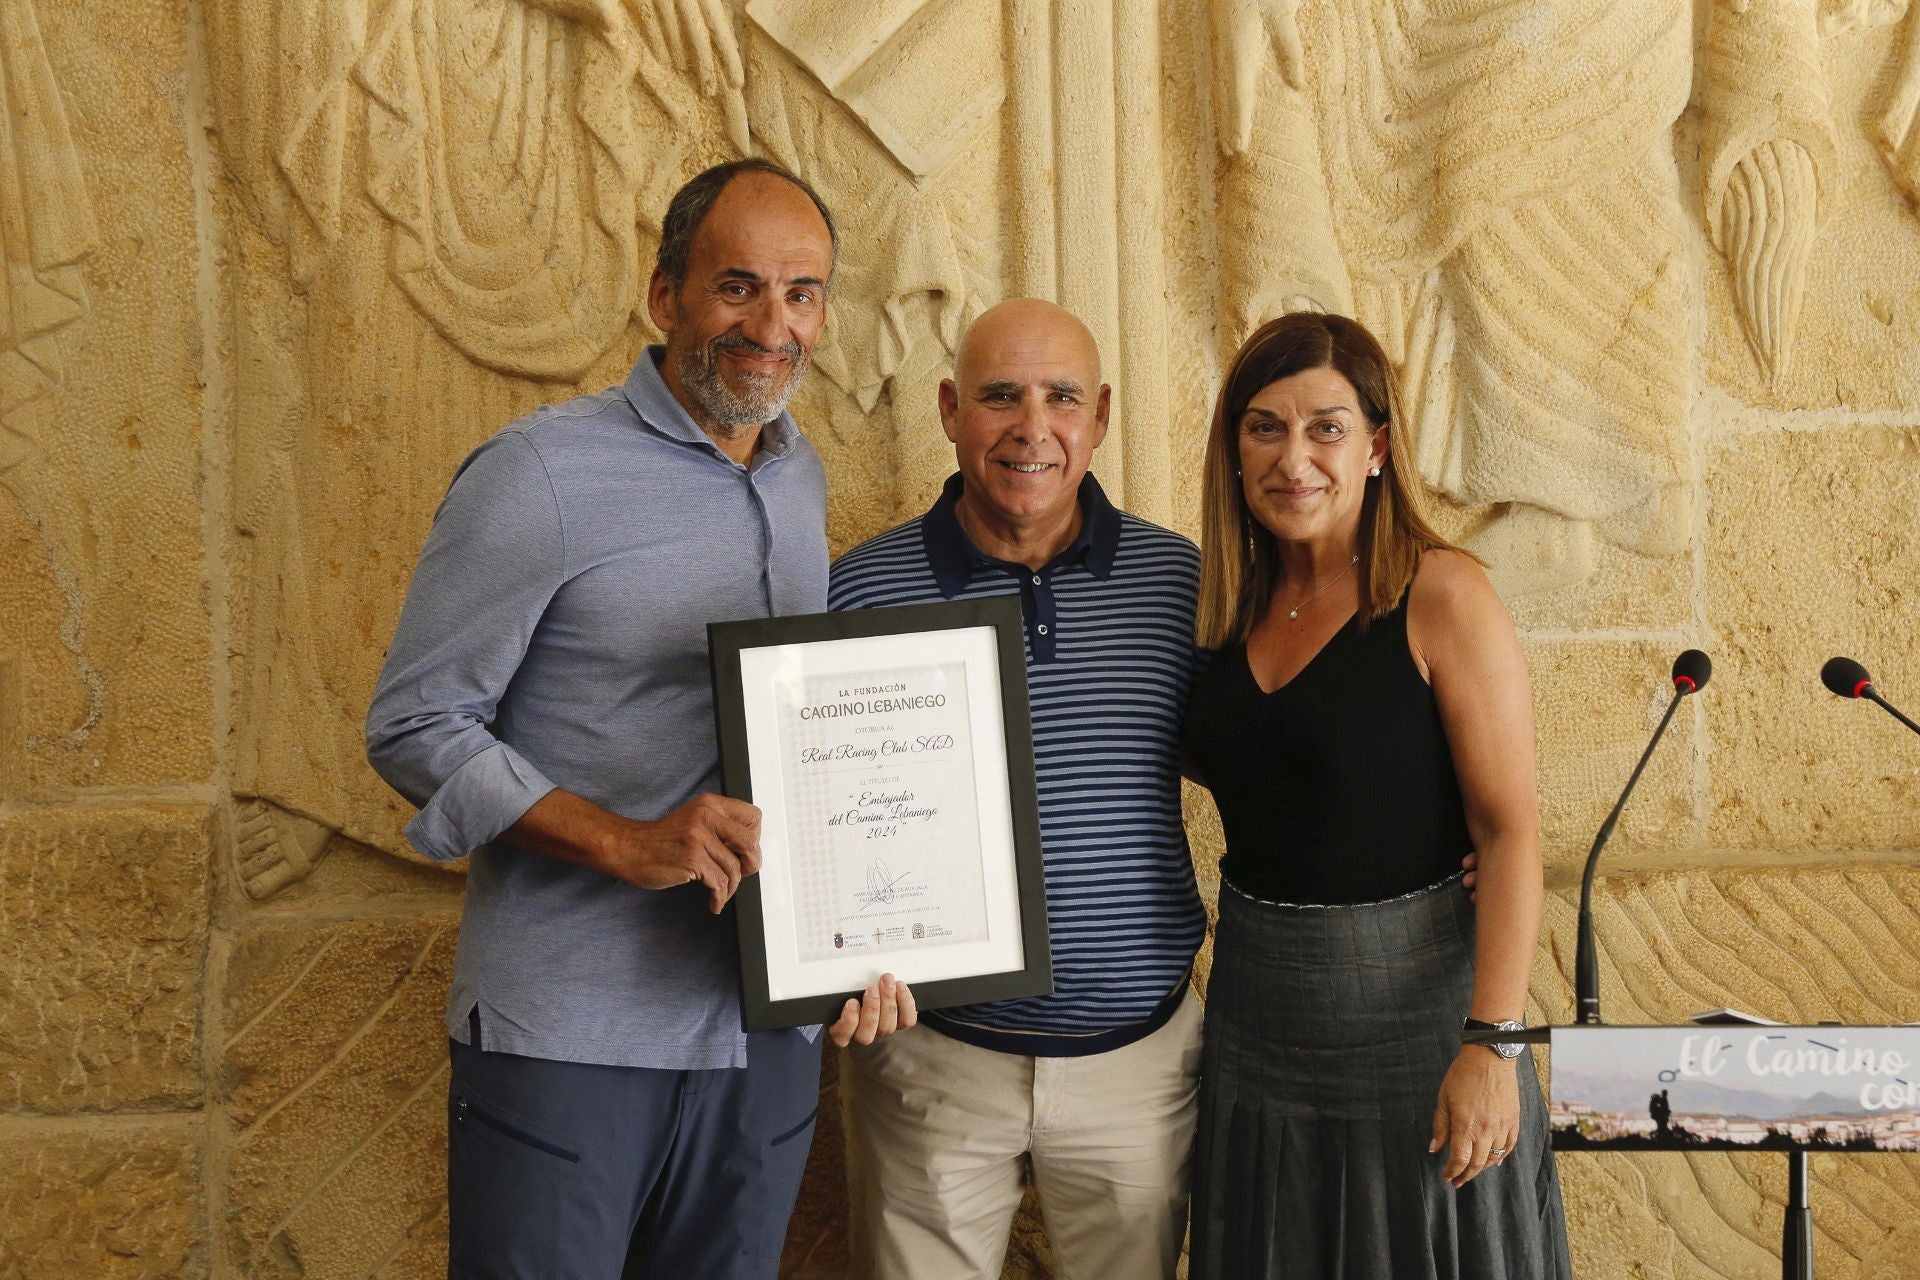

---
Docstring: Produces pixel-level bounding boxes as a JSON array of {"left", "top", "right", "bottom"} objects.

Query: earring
[{"left": 1369, "top": 467, "right": 1381, "bottom": 477}]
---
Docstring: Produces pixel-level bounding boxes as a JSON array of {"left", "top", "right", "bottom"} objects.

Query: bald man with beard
[{"left": 829, "top": 299, "right": 1208, "bottom": 1280}]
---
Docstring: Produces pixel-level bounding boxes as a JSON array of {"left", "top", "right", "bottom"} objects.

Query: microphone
[
  {"left": 1821, "top": 656, "right": 1920, "bottom": 737},
  {"left": 1575, "top": 649, "right": 1711, "bottom": 1025},
  {"left": 1672, "top": 648, "right": 1711, "bottom": 696}
]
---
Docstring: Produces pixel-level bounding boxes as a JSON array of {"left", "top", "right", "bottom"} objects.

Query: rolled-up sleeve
[{"left": 366, "top": 431, "right": 565, "bottom": 861}]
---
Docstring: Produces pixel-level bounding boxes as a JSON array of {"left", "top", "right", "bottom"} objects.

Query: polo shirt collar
[
  {"left": 620, "top": 345, "right": 800, "bottom": 461},
  {"left": 921, "top": 470, "right": 1122, "bottom": 599}
]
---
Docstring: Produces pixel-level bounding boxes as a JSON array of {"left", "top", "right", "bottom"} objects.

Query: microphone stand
[
  {"left": 1575, "top": 687, "right": 1687, "bottom": 1025},
  {"left": 1862, "top": 687, "right": 1920, "bottom": 737},
  {"left": 1783, "top": 1151, "right": 1813, "bottom": 1280},
  {"left": 1768, "top": 661, "right": 1920, "bottom": 1280}
]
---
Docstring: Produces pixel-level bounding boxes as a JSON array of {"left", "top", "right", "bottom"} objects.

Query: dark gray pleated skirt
[{"left": 1191, "top": 875, "right": 1572, "bottom": 1280}]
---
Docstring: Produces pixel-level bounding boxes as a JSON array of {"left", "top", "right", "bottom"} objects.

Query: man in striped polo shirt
[{"left": 831, "top": 298, "right": 1207, "bottom": 1279}]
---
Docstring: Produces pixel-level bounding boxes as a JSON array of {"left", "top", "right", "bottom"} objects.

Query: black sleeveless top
[{"left": 1182, "top": 599, "right": 1472, "bottom": 904}]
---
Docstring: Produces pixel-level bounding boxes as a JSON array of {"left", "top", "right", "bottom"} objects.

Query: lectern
[{"left": 1467, "top": 1020, "right": 1920, "bottom": 1279}]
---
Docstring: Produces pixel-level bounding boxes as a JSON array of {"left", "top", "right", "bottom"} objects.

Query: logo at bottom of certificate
[
  {"left": 911, "top": 922, "right": 925, "bottom": 940},
  {"left": 833, "top": 932, "right": 844, "bottom": 950}
]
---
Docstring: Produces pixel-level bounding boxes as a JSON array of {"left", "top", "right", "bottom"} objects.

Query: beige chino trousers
[{"left": 842, "top": 990, "right": 1203, "bottom": 1280}]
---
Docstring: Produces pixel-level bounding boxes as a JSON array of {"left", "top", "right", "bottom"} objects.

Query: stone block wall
[{"left": 2, "top": 1, "right": 1917, "bottom": 1276}]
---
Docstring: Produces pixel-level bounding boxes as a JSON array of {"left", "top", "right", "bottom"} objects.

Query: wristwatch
[{"left": 1463, "top": 1017, "right": 1526, "bottom": 1060}]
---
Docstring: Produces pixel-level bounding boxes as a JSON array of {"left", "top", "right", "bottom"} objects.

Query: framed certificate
[{"left": 709, "top": 597, "right": 1052, "bottom": 1032}]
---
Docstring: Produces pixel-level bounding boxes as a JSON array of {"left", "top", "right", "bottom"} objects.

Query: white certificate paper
[
  {"left": 775, "top": 661, "right": 990, "bottom": 961},
  {"left": 738, "top": 626, "right": 1029, "bottom": 1003}
]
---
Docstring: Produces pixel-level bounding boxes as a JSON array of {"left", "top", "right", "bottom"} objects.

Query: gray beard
[{"left": 675, "top": 336, "right": 810, "bottom": 432}]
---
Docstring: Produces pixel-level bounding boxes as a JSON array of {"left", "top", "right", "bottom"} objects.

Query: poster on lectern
[
  {"left": 1550, "top": 1025, "right": 1920, "bottom": 1152},
  {"left": 709, "top": 597, "right": 1052, "bottom": 1033}
]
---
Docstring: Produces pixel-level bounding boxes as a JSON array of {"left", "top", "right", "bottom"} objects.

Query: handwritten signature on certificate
[{"left": 854, "top": 858, "right": 923, "bottom": 912}]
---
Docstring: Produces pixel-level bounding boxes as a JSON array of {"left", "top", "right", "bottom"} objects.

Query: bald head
[
  {"left": 940, "top": 298, "right": 1110, "bottom": 560},
  {"left": 954, "top": 298, "right": 1102, "bottom": 394}
]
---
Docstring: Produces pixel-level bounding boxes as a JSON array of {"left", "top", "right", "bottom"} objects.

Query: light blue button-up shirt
[{"left": 366, "top": 348, "right": 828, "bottom": 1069}]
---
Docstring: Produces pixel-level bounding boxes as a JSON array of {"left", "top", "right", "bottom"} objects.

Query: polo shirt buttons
[
  {"left": 1036, "top": 624, "right": 1049, "bottom": 635},
  {"left": 1031, "top": 574, "right": 1041, "bottom": 585}
]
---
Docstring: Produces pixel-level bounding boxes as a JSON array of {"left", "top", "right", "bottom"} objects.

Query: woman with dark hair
[{"left": 1184, "top": 313, "right": 1570, "bottom": 1277}]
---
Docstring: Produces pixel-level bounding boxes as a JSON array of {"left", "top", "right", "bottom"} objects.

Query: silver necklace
[{"left": 1281, "top": 554, "right": 1359, "bottom": 621}]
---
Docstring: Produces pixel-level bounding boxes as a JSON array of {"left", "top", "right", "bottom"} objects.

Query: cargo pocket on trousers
[
  {"left": 451, "top": 1093, "right": 583, "bottom": 1164},
  {"left": 771, "top": 1103, "right": 819, "bottom": 1150}
]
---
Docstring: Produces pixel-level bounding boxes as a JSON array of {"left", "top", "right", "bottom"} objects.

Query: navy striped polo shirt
[{"left": 828, "top": 472, "right": 1207, "bottom": 1056}]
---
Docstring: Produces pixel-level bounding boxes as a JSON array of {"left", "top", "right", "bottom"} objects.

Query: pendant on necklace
[{"left": 1283, "top": 553, "right": 1358, "bottom": 623}]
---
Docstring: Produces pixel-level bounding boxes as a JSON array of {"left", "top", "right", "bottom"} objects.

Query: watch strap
[{"left": 1463, "top": 1016, "right": 1525, "bottom": 1059}]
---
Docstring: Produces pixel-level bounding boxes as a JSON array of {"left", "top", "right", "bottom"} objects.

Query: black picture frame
[{"left": 710, "top": 596, "right": 1052, "bottom": 1033}]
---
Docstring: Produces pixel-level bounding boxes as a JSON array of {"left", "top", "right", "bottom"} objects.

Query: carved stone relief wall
[
  {"left": 0, "top": 0, "right": 97, "bottom": 468},
  {"left": 1, "top": 0, "right": 211, "bottom": 799},
  {"left": 1213, "top": 0, "right": 1698, "bottom": 594},
  {"left": 3, "top": 1, "right": 1919, "bottom": 1277}
]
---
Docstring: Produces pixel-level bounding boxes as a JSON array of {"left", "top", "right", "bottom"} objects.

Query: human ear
[
  {"left": 646, "top": 270, "right": 678, "bottom": 336},
  {"left": 939, "top": 379, "right": 961, "bottom": 444}
]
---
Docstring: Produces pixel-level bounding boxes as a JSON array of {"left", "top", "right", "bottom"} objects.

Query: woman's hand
[{"left": 1429, "top": 1048, "right": 1520, "bottom": 1188}]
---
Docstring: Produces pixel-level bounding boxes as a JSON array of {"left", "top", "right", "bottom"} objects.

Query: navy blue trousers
[{"left": 446, "top": 1024, "right": 821, "bottom": 1279}]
